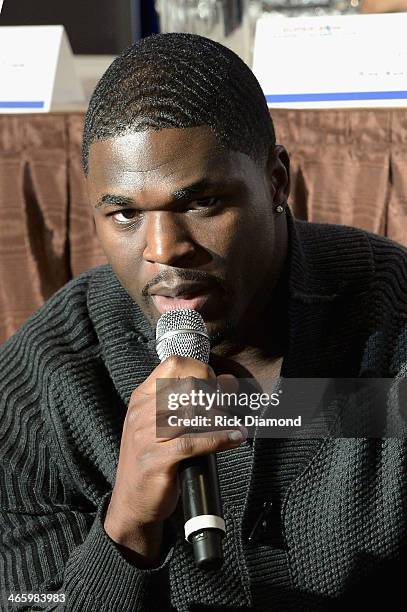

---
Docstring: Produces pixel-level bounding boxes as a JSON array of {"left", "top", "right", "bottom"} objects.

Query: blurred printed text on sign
[
  {"left": 253, "top": 13, "right": 407, "bottom": 109},
  {"left": 0, "top": 26, "right": 85, "bottom": 113}
]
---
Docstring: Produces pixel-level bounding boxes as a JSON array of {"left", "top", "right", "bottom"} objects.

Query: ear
[{"left": 266, "top": 144, "right": 290, "bottom": 207}]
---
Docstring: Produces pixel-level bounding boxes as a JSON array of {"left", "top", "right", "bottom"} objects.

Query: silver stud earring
[{"left": 275, "top": 204, "right": 285, "bottom": 214}]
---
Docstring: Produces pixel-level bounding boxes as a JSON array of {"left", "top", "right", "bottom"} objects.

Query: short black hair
[{"left": 82, "top": 32, "right": 276, "bottom": 175}]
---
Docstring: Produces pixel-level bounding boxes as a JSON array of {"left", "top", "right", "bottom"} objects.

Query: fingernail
[
  {"left": 228, "top": 427, "right": 248, "bottom": 442},
  {"left": 228, "top": 430, "right": 243, "bottom": 442}
]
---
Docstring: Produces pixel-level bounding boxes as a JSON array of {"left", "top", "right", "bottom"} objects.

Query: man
[{"left": 1, "top": 33, "right": 407, "bottom": 611}]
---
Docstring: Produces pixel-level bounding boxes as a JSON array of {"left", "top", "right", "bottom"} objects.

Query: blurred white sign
[
  {"left": 253, "top": 13, "right": 407, "bottom": 109},
  {"left": 0, "top": 26, "right": 85, "bottom": 113},
  {"left": 0, "top": 1, "right": 4, "bottom": 14}
]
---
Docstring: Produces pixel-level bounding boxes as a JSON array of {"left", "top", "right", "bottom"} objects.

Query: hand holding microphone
[
  {"left": 104, "top": 309, "right": 246, "bottom": 570},
  {"left": 156, "top": 309, "right": 228, "bottom": 570}
]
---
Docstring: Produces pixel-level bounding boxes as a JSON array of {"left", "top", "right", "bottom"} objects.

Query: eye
[
  {"left": 109, "top": 209, "right": 140, "bottom": 225},
  {"left": 190, "top": 197, "right": 219, "bottom": 210}
]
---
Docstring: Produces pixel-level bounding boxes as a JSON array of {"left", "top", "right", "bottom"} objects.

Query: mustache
[{"left": 141, "top": 269, "right": 228, "bottom": 297}]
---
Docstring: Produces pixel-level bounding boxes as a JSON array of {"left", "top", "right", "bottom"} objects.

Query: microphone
[{"left": 156, "top": 309, "right": 225, "bottom": 571}]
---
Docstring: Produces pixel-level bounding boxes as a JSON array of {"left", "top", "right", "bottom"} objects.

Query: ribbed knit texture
[{"left": 1, "top": 211, "right": 407, "bottom": 611}]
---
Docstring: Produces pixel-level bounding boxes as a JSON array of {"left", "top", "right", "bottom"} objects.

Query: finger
[
  {"left": 155, "top": 408, "right": 226, "bottom": 440},
  {"left": 164, "top": 427, "right": 248, "bottom": 458},
  {"left": 216, "top": 374, "right": 239, "bottom": 394},
  {"left": 131, "top": 357, "right": 216, "bottom": 399}
]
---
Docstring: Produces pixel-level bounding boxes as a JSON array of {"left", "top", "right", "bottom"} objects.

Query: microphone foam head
[{"left": 156, "top": 309, "right": 210, "bottom": 363}]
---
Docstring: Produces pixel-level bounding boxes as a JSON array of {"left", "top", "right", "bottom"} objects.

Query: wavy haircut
[{"left": 82, "top": 33, "right": 276, "bottom": 174}]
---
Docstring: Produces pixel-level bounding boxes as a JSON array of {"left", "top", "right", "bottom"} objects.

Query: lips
[
  {"left": 148, "top": 278, "right": 222, "bottom": 315},
  {"left": 151, "top": 291, "right": 211, "bottom": 314}
]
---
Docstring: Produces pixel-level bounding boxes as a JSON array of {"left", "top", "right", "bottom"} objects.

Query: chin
[{"left": 207, "top": 320, "right": 236, "bottom": 348}]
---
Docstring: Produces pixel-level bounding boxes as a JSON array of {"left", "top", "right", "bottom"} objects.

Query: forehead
[{"left": 87, "top": 126, "right": 254, "bottom": 194}]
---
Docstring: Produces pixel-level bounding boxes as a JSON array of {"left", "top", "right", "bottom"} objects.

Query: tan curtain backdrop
[
  {"left": 274, "top": 109, "right": 407, "bottom": 243},
  {"left": 0, "top": 114, "right": 105, "bottom": 343},
  {"left": 1, "top": 109, "right": 407, "bottom": 343}
]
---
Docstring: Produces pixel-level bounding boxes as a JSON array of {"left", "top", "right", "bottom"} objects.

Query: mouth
[
  {"left": 151, "top": 290, "right": 212, "bottom": 314},
  {"left": 147, "top": 277, "right": 225, "bottom": 317}
]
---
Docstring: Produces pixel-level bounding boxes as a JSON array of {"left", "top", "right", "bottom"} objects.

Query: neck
[
  {"left": 215, "top": 215, "right": 289, "bottom": 360},
  {"left": 210, "top": 265, "right": 289, "bottom": 377}
]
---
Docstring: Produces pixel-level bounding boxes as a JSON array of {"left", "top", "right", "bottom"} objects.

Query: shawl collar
[{"left": 282, "top": 210, "right": 375, "bottom": 377}]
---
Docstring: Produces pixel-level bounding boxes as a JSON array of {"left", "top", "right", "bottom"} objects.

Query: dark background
[{"left": 0, "top": 0, "right": 159, "bottom": 53}]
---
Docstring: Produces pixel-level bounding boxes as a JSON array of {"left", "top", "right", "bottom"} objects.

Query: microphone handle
[{"left": 180, "top": 454, "right": 224, "bottom": 571}]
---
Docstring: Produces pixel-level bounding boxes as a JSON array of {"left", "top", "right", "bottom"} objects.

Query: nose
[{"left": 143, "top": 211, "right": 196, "bottom": 266}]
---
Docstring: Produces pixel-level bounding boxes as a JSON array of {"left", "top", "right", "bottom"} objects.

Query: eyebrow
[
  {"left": 95, "top": 194, "right": 136, "bottom": 209},
  {"left": 171, "top": 179, "right": 216, "bottom": 201},
  {"left": 95, "top": 178, "right": 221, "bottom": 210}
]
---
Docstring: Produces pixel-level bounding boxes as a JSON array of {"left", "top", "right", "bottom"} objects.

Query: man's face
[{"left": 87, "top": 126, "right": 288, "bottom": 341}]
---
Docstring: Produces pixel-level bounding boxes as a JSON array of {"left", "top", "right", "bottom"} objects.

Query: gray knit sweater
[{"left": 1, "top": 214, "right": 407, "bottom": 611}]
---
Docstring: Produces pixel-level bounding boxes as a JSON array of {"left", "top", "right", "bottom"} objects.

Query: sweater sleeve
[
  {"left": 1, "top": 493, "right": 175, "bottom": 612},
  {"left": 66, "top": 495, "right": 176, "bottom": 611},
  {"left": 0, "top": 335, "right": 175, "bottom": 611}
]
